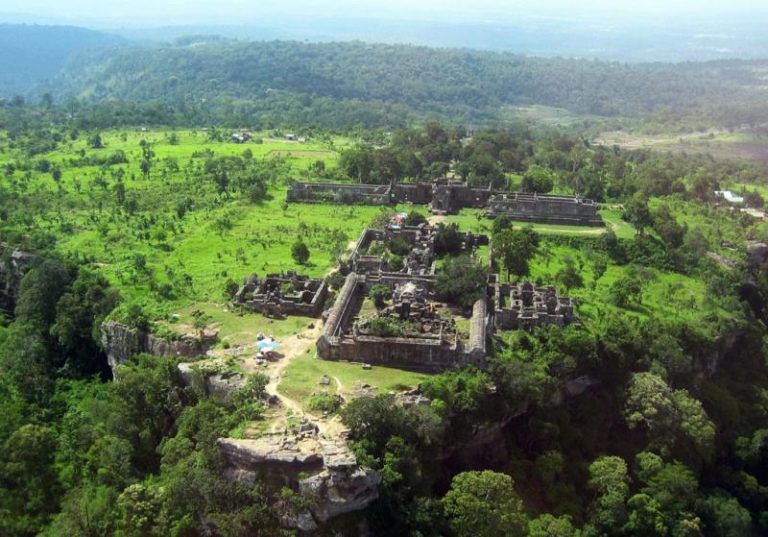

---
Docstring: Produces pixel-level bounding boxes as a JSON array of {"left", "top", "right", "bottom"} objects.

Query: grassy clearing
[
  {"left": 595, "top": 129, "right": 768, "bottom": 162},
  {"left": 279, "top": 351, "right": 429, "bottom": 408},
  {"left": 160, "top": 302, "right": 314, "bottom": 347},
  {"left": 439, "top": 208, "right": 635, "bottom": 238},
  {"left": 524, "top": 241, "right": 736, "bottom": 334},
  {"left": 600, "top": 209, "right": 636, "bottom": 239},
  {"left": 0, "top": 129, "right": 368, "bottom": 322}
]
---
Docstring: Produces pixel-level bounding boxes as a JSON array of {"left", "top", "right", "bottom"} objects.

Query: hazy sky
[{"left": 4, "top": 0, "right": 768, "bottom": 27}]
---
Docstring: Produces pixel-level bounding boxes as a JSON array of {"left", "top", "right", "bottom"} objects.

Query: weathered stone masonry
[
  {"left": 317, "top": 273, "right": 488, "bottom": 372},
  {"left": 287, "top": 179, "right": 603, "bottom": 226},
  {"left": 485, "top": 192, "right": 602, "bottom": 226},
  {"left": 232, "top": 271, "right": 328, "bottom": 318}
]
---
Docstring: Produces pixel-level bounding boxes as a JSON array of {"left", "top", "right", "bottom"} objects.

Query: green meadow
[{"left": 0, "top": 128, "right": 744, "bottom": 346}]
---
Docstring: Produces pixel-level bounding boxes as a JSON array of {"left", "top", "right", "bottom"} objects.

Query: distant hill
[
  {"left": 0, "top": 24, "right": 124, "bottom": 97},
  {"left": 52, "top": 39, "right": 768, "bottom": 129}
]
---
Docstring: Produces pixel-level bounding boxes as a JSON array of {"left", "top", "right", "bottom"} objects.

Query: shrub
[
  {"left": 309, "top": 394, "right": 343, "bottom": 414},
  {"left": 369, "top": 284, "right": 391, "bottom": 308},
  {"left": 291, "top": 239, "right": 310, "bottom": 265}
]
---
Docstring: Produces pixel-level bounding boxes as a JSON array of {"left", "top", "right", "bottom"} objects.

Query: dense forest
[
  {"left": 0, "top": 24, "right": 122, "bottom": 96},
  {"left": 50, "top": 39, "right": 768, "bottom": 130},
  {"left": 0, "top": 30, "right": 760, "bottom": 131}
]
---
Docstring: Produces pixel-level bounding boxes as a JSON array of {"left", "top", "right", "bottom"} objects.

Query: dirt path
[
  {"left": 333, "top": 376, "right": 344, "bottom": 393},
  {"left": 243, "top": 326, "right": 321, "bottom": 432},
  {"left": 258, "top": 326, "right": 348, "bottom": 438},
  {"left": 249, "top": 240, "right": 360, "bottom": 438}
]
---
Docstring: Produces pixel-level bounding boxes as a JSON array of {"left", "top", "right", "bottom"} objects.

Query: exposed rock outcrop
[
  {"left": 747, "top": 241, "right": 768, "bottom": 267},
  {"left": 218, "top": 433, "right": 380, "bottom": 532},
  {"left": 177, "top": 363, "right": 247, "bottom": 399},
  {"left": 100, "top": 320, "right": 217, "bottom": 373},
  {"left": 0, "top": 247, "right": 34, "bottom": 315}
]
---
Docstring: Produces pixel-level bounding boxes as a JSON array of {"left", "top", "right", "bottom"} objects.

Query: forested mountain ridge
[
  {"left": 0, "top": 24, "right": 123, "bottom": 96},
  {"left": 52, "top": 39, "right": 768, "bottom": 129}
]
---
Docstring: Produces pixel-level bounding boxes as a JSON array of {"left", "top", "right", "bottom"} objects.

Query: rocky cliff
[
  {"left": 218, "top": 434, "right": 380, "bottom": 533},
  {"left": 0, "top": 247, "right": 34, "bottom": 316},
  {"left": 100, "top": 320, "right": 217, "bottom": 373}
]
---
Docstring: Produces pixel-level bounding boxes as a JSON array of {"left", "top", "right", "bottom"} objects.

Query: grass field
[
  {"left": 0, "top": 127, "right": 743, "bottom": 344},
  {"left": 438, "top": 207, "right": 636, "bottom": 238},
  {"left": 595, "top": 128, "right": 768, "bottom": 163},
  {"left": 279, "top": 351, "right": 429, "bottom": 408},
  {"left": 524, "top": 241, "right": 736, "bottom": 336}
]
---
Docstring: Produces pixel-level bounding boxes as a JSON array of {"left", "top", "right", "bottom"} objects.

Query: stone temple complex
[
  {"left": 287, "top": 179, "right": 603, "bottom": 226},
  {"left": 316, "top": 223, "right": 489, "bottom": 371},
  {"left": 314, "top": 222, "right": 577, "bottom": 371},
  {"left": 485, "top": 192, "right": 603, "bottom": 226},
  {"left": 231, "top": 223, "right": 578, "bottom": 372}
]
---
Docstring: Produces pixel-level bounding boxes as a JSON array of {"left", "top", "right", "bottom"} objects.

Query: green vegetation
[
  {"left": 27, "top": 40, "right": 768, "bottom": 132},
  {"left": 3, "top": 113, "right": 768, "bottom": 537},
  {"left": 279, "top": 351, "right": 429, "bottom": 406}
]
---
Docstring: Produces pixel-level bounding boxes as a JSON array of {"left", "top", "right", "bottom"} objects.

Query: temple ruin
[
  {"left": 316, "top": 275, "right": 488, "bottom": 372},
  {"left": 232, "top": 271, "right": 328, "bottom": 318},
  {"left": 347, "top": 222, "right": 487, "bottom": 276},
  {"left": 493, "top": 280, "right": 576, "bottom": 330},
  {"left": 314, "top": 223, "right": 491, "bottom": 371},
  {"left": 485, "top": 192, "right": 603, "bottom": 226},
  {"left": 314, "top": 220, "right": 577, "bottom": 370},
  {"left": 287, "top": 179, "right": 603, "bottom": 225}
]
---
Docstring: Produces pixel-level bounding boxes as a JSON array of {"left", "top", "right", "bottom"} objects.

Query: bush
[
  {"left": 387, "top": 237, "right": 412, "bottom": 256},
  {"left": 309, "top": 393, "right": 343, "bottom": 413},
  {"left": 125, "top": 304, "right": 150, "bottom": 331},
  {"left": 369, "top": 284, "right": 391, "bottom": 308},
  {"left": 437, "top": 255, "right": 488, "bottom": 309},
  {"left": 327, "top": 271, "right": 346, "bottom": 290},
  {"left": 224, "top": 278, "right": 239, "bottom": 299},
  {"left": 291, "top": 239, "right": 310, "bottom": 265},
  {"left": 405, "top": 210, "right": 427, "bottom": 226}
]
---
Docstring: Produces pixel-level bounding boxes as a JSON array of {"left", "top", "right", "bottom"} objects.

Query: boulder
[{"left": 747, "top": 241, "right": 768, "bottom": 267}]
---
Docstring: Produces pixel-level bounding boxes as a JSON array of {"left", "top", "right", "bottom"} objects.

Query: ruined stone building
[
  {"left": 287, "top": 182, "right": 392, "bottom": 205},
  {"left": 348, "top": 223, "right": 486, "bottom": 277},
  {"left": 493, "top": 281, "right": 575, "bottom": 330},
  {"left": 287, "top": 179, "right": 603, "bottom": 225},
  {"left": 315, "top": 220, "right": 578, "bottom": 370},
  {"left": 485, "top": 192, "right": 603, "bottom": 226},
  {"left": 232, "top": 271, "right": 328, "bottom": 318},
  {"left": 314, "top": 222, "right": 492, "bottom": 371},
  {"left": 429, "top": 181, "right": 493, "bottom": 214},
  {"left": 317, "top": 275, "right": 487, "bottom": 372}
]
